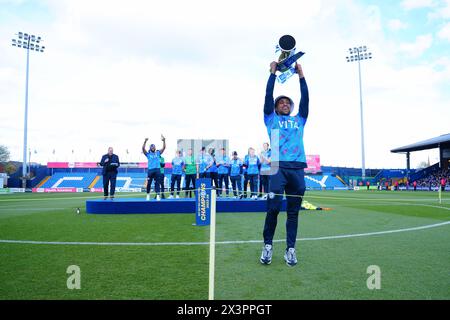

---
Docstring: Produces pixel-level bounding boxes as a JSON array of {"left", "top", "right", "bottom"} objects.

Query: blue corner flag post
[{"left": 195, "top": 178, "right": 211, "bottom": 226}]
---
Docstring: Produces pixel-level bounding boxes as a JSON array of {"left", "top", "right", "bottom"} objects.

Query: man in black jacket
[{"left": 98, "top": 147, "right": 120, "bottom": 200}]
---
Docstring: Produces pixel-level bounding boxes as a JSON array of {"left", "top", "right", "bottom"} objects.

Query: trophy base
[{"left": 277, "top": 67, "right": 296, "bottom": 84}]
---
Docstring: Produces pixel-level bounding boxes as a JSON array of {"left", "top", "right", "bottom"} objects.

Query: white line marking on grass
[
  {"left": 330, "top": 202, "right": 450, "bottom": 213},
  {"left": 0, "top": 207, "right": 66, "bottom": 211},
  {"left": 306, "top": 194, "right": 450, "bottom": 202},
  {"left": 0, "top": 221, "right": 448, "bottom": 247}
]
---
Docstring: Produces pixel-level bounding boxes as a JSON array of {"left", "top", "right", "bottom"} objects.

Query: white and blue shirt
[
  {"left": 264, "top": 73, "right": 309, "bottom": 169},
  {"left": 206, "top": 154, "right": 217, "bottom": 173},
  {"left": 217, "top": 155, "right": 230, "bottom": 175},
  {"left": 146, "top": 150, "right": 161, "bottom": 170},
  {"left": 197, "top": 153, "right": 209, "bottom": 173},
  {"left": 244, "top": 155, "right": 260, "bottom": 175},
  {"left": 260, "top": 149, "right": 271, "bottom": 172},
  {"left": 171, "top": 156, "right": 184, "bottom": 175},
  {"left": 230, "top": 159, "right": 243, "bottom": 177}
]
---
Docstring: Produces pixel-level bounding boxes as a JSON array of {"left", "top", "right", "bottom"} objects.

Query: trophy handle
[{"left": 277, "top": 51, "right": 305, "bottom": 72}]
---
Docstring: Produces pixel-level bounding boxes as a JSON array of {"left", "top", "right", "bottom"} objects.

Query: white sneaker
[
  {"left": 146, "top": 194, "right": 150, "bottom": 201},
  {"left": 168, "top": 195, "right": 174, "bottom": 199},
  {"left": 262, "top": 194, "right": 268, "bottom": 200},
  {"left": 253, "top": 195, "right": 258, "bottom": 200},
  {"left": 260, "top": 244, "right": 273, "bottom": 265},
  {"left": 284, "top": 248, "right": 298, "bottom": 267},
  {"left": 176, "top": 195, "right": 180, "bottom": 199},
  {"left": 156, "top": 195, "right": 161, "bottom": 201}
]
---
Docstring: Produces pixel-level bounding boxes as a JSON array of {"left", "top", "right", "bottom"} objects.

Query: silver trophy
[{"left": 275, "top": 35, "right": 305, "bottom": 83}]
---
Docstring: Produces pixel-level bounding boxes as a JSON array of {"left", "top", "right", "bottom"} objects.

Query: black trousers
[
  {"left": 230, "top": 175, "right": 242, "bottom": 196},
  {"left": 247, "top": 174, "right": 258, "bottom": 196},
  {"left": 243, "top": 173, "right": 249, "bottom": 196},
  {"left": 218, "top": 174, "right": 230, "bottom": 195},
  {"left": 208, "top": 172, "right": 219, "bottom": 187},
  {"left": 263, "top": 168, "right": 306, "bottom": 250},
  {"left": 207, "top": 172, "right": 219, "bottom": 195},
  {"left": 170, "top": 174, "right": 182, "bottom": 195},
  {"left": 158, "top": 172, "right": 165, "bottom": 197},
  {"left": 146, "top": 169, "right": 160, "bottom": 194},
  {"left": 185, "top": 174, "right": 196, "bottom": 197},
  {"left": 259, "top": 173, "right": 269, "bottom": 194},
  {"left": 103, "top": 172, "right": 117, "bottom": 197},
  {"left": 199, "top": 172, "right": 208, "bottom": 179}
]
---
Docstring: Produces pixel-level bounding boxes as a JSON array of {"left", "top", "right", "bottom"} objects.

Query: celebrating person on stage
[
  {"left": 197, "top": 146, "right": 209, "bottom": 179},
  {"left": 229, "top": 151, "right": 243, "bottom": 199},
  {"left": 98, "top": 147, "right": 120, "bottom": 200},
  {"left": 243, "top": 147, "right": 260, "bottom": 200},
  {"left": 142, "top": 135, "right": 166, "bottom": 201},
  {"left": 170, "top": 150, "right": 184, "bottom": 199},
  {"left": 217, "top": 148, "right": 231, "bottom": 197},
  {"left": 205, "top": 148, "right": 219, "bottom": 193},
  {"left": 183, "top": 148, "right": 197, "bottom": 198},
  {"left": 260, "top": 61, "right": 309, "bottom": 267}
]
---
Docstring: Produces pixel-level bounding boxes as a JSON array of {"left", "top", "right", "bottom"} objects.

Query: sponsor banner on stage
[
  {"left": 116, "top": 187, "right": 141, "bottom": 192},
  {"left": 195, "top": 179, "right": 211, "bottom": 226},
  {"left": 89, "top": 187, "right": 142, "bottom": 192},
  {"left": 48, "top": 162, "right": 99, "bottom": 169},
  {"left": 0, "top": 188, "right": 25, "bottom": 194},
  {"left": 32, "top": 187, "right": 83, "bottom": 193},
  {"left": 71, "top": 162, "right": 98, "bottom": 168},
  {"left": 89, "top": 187, "right": 142, "bottom": 193},
  {"left": 47, "top": 162, "right": 152, "bottom": 169},
  {"left": 305, "top": 155, "right": 321, "bottom": 173}
]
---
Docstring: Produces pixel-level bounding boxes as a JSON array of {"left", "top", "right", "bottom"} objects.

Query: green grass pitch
[{"left": 0, "top": 190, "right": 449, "bottom": 300}]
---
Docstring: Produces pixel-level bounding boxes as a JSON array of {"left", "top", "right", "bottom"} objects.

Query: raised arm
[
  {"left": 159, "top": 135, "right": 166, "bottom": 155},
  {"left": 264, "top": 62, "right": 278, "bottom": 115},
  {"left": 142, "top": 138, "right": 148, "bottom": 155},
  {"left": 296, "top": 63, "right": 309, "bottom": 119}
]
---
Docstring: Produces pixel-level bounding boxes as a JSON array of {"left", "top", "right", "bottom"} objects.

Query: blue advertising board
[{"left": 195, "top": 178, "right": 211, "bottom": 226}]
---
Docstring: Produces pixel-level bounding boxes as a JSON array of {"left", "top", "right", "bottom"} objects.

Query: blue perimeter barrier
[{"left": 86, "top": 198, "right": 288, "bottom": 214}]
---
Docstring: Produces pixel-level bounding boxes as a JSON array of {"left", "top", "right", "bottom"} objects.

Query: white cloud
[
  {"left": 387, "top": 19, "right": 408, "bottom": 31},
  {"left": 428, "top": 0, "right": 450, "bottom": 19},
  {"left": 398, "top": 34, "right": 433, "bottom": 58},
  {"left": 401, "top": 0, "right": 435, "bottom": 10},
  {"left": 437, "top": 22, "right": 450, "bottom": 41}
]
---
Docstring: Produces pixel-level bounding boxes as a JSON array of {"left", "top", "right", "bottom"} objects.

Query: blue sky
[{"left": 0, "top": 0, "right": 449, "bottom": 169}]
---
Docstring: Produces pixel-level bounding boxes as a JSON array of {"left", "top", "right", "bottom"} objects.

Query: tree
[
  {"left": 5, "top": 163, "right": 17, "bottom": 175},
  {"left": 0, "top": 145, "right": 10, "bottom": 163}
]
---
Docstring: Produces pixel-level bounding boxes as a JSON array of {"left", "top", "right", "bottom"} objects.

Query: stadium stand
[
  {"left": 92, "top": 173, "right": 147, "bottom": 190},
  {"left": 34, "top": 172, "right": 347, "bottom": 191},
  {"left": 40, "top": 172, "right": 98, "bottom": 189},
  {"left": 415, "top": 167, "right": 449, "bottom": 189},
  {"left": 305, "top": 175, "right": 347, "bottom": 190},
  {"left": 408, "top": 163, "right": 439, "bottom": 183}
]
